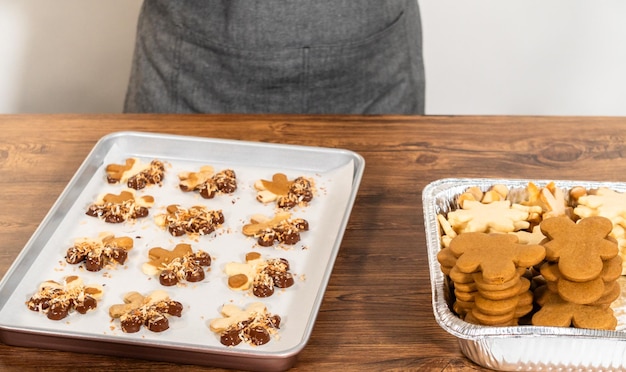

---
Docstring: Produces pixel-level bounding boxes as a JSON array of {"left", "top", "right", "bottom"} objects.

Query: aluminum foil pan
[{"left": 423, "top": 178, "right": 626, "bottom": 371}]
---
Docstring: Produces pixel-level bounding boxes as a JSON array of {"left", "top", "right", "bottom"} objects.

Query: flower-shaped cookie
[
  {"left": 225, "top": 252, "right": 295, "bottom": 297},
  {"left": 209, "top": 302, "right": 281, "bottom": 346},
  {"left": 242, "top": 212, "right": 309, "bottom": 246},
  {"left": 155, "top": 204, "right": 224, "bottom": 237},
  {"left": 142, "top": 243, "right": 211, "bottom": 286},
  {"left": 106, "top": 158, "right": 165, "bottom": 190},
  {"left": 255, "top": 173, "right": 314, "bottom": 209},
  {"left": 178, "top": 166, "right": 237, "bottom": 199},
  {"left": 539, "top": 183, "right": 572, "bottom": 219},
  {"left": 446, "top": 200, "right": 541, "bottom": 234},
  {"left": 456, "top": 184, "right": 509, "bottom": 207},
  {"left": 26, "top": 275, "right": 103, "bottom": 320},
  {"left": 574, "top": 187, "right": 626, "bottom": 226},
  {"left": 66, "top": 232, "right": 133, "bottom": 271},
  {"left": 86, "top": 189, "right": 154, "bottom": 223},
  {"left": 109, "top": 290, "right": 183, "bottom": 333},
  {"left": 511, "top": 182, "right": 572, "bottom": 221}
]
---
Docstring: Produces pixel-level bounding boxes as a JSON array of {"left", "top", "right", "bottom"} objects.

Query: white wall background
[
  {"left": 0, "top": 0, "right": 143, "bottom": 113},
  {"left": 1, "top": 0, "right": 625, "bottom": 115},
  {"left": 419, "top": 0, "right": 626, "bottom": 116}
]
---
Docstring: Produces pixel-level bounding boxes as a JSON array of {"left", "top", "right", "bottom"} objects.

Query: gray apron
[{"left": 124, "top": 0, "right": 425, "bottom": 114}]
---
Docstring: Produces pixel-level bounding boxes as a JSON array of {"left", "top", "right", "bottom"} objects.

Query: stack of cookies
[
  {"left": 437, "top": 232, "right": 545, "bottom": 326},
  {"left": 531, "top": 216, "right": 621, "bottom": 330}
]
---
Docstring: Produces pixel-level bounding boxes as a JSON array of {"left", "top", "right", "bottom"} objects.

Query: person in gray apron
[{"left": 124, "top": 0, "right": 425, "bottom": 114}]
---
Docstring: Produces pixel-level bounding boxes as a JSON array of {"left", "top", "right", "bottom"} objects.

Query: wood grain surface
[{"left": 1, "top": 114, "right": 625, "bottom": 372}]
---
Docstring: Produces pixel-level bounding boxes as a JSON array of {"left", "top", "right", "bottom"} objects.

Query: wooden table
[{"left": 1, "top": 114, "right": 625, "bottom": 371}]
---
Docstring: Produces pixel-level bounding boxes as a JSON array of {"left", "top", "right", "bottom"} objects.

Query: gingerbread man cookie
[
  {"left": 106, "top": 158, "right": 165, "bottom": 190},
  {"left": 255, "top": 173, "right": 314, "bottom": 209},
  {"left": 225, "top": 252, "right": 295, "bottom": 297},
  {"left": 155, "top": 204, "right": 224, "bottom": 237},
  {"left": 574, "top": 187, "right": 626, "bottom": 274},
  {"left": 470, "top": 289, "right": 533, "bottom": 326},
  {"left": 209, "top": 302, "right": 281, "bottom": 346},
  {"left": 86, "top": 189, "right": 154, "bottom": 223},
  {"left": 450, "top": 232, "right": 545, "bottom": 284},
  {"left": 242, "top": 212, "right": 309, "bottom": 246},
  {"left": 26, "top": 275, "right": 103, "bottom": 320},
  {"left": 540, "top": 216, "right": 618, "bottom": 282},
  {"left": 142, "top": 243, "right": 211, "bottom": 286},
  {"left": 444, "top": 230, "right": 543, "bottom": 326},
  {"left": 540, "top": 262, "right": 606, "bottom": 305},
  {"left": 66, "top": 232, "right": 133, "bottom": 271},
  {"left": 532, "top": 288, "right": 617, "bottom": 330},
  {"left": 179, "top": 166, "right": 237, "bottom": 199},
  {"left": 109, "top": 290, "right": 183, "bottom": 333},
  {"left": 436, "top": 245, "right": 458, "bottom": 275}
]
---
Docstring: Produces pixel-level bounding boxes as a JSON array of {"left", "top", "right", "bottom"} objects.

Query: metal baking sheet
[
  {"left": 423, "top": 178, "right": 626, "bottom": 371},
  {"left": 0, "top": 131, "right": 365, "bottom": 371}
]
